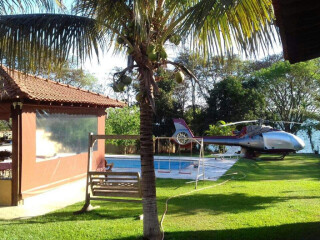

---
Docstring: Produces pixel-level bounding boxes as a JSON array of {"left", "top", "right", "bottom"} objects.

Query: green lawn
[{"left": 1, "top": 154, "right": 320, "bottom": 240}]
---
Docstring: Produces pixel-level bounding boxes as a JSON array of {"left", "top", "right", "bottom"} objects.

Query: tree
[
  {"left": 205, "top": 120, "right": 234, "bottom": 136},
  {"left": 153, "top": 69, "right": 182, "bottom": 136},
  {"left": 175, "top": 52, "right": 246, "bottom": 119},
  {"left": 38, "top": 60, "right": 101, "bottom": 91},
  {"left": 0, "top": 120, "right": 11, "bottom": 131},
  {"left": 105, "top": 106, "right": 140, "bottom": 153},
  {"left": 107, "top": 67, "right": 139, "bottom": 105},
  {"left": 252, "top": 60, "right": 320, "bottom": 134},
  {"left": 0, "top": 1, "right": 276, "bottom": 239},
  {"left": 52, "top": 64, "right": 99, "bottom": 90},
  {"left": 206, "top": 76, "right": 266, "bottom": 124},
  {"left": 205, "top": 120, "right": 234, "bottom": 153},
  {"left": 300, "top": 120, "right": 319, "bottom": 152}
]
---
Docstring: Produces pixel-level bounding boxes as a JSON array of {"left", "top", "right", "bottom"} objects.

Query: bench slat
[
  {"left": 89, "top": 171, "right": 140, "bottom": 177},
  {"left": 90, "top": 197, "right": 142, "bottom": 203},
  {"left": 91, "top": 182, "right": 139, "bottom": 189},
  {"left": 91, "top": 177, "right": 139, "bottom": 181},
  {"left": 93, "top": 190, "right": 141, "bottom": 198},
  {"left": 92, "top": 186, "right": 139, "bottom": 191}
]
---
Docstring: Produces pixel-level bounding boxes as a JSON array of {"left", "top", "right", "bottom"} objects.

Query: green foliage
[
  {"left": 110, "top": 67, "right": 139, "bottom": 105},
  {"left": 0, "top": 14, "right": 101, "bottom": 71},
  {"left": 300, "top": 120, "right": 320, "bottom": 152},
  {"left": 205, "top": 120, "right": 234, "bottom": 136},
  {"left": 0, "top": 0, "right": 55, "bottom": 14},
  {"left": 0, "top": 120, "right": 11, "bottom": 131},
  {"left": 206, "top": 76, "right": 265, "bottom": 124},
  {"left": 184, "top": 107, "right": 207, "bottom": 135},
  {"left": 251, "top": 59, "right": 320, "bottom": 133},
  {"left": 72, "top": 0, "right": 275, "bottom": 59},
  {"left": 105, "top": 106, "right": 140, "bottom": 149},
  {"left": 154, "top": 69, "right": 182, "bottom": 136},
  {"left": 53, "top": 66, "right": 99, "bottom": 90},
  {"left": 205, "top": 120, "right": 235, "bottom": 153}
]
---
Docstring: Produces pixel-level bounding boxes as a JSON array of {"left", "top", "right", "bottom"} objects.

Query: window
[{"left": 36, "top": 110, "right": 98, "bottom": 161}]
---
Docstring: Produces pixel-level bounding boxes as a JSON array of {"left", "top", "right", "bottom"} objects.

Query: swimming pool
[{"left": 106, "top": 158, "right": 192, "bottom": 170}]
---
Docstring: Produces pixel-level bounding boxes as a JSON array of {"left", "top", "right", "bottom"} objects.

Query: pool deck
[
  {"left": 106, "top": 154, "right": 238, "bottom": 181},
  {"left": 0, "top": 178, "right": 86, "bottom": 220}
]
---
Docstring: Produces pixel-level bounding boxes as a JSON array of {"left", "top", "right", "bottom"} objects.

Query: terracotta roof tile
[{"left": 0, "top": 66, "right": 126, "bottom": 108}]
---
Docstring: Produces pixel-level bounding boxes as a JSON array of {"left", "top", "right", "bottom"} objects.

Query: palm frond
[
  {"left": 0, "top": 0, "right": 59, "bottom": 14},
  {"left": 181, "top": 0, "right": 278, "bottom": 57},
  {"left": 0, "top": 14, "right": 103, "bottom": 71},
  {"left": 74, "top": 0, "right": 133, "bottom": 53}
]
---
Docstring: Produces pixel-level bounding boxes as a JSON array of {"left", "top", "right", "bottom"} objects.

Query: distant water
[{"left": 297, "top": 130, "right": 320, "bottom": 153}]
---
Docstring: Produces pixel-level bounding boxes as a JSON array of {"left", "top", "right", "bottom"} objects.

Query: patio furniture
[{"left": 89, "top": 171, "right": 142, "bottom": 202}]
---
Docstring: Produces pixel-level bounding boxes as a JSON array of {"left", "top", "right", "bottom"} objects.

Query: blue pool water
[{"left": 106, "top": 158, "right": 192, "bottom": 170}]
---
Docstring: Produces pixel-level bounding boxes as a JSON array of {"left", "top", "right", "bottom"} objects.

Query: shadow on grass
[
  {"left": 114, "top": 222, "right": 320, "bottom": 240},
  {"left": 163, "top": 221, "right": 320, "bottom": 240},
  {"left": 2, "top": 192, "right": 318, "bottom": 226},
  {"left": 161, "top": 193, "right": 320, "bottom": 216},
  {"left": 0, "top": 200, "right": 143, "bottom": 225}
]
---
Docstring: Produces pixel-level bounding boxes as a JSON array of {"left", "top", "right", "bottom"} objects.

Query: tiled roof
[{"left": 0, "top": 66, "right": 126, "bottom": 108}]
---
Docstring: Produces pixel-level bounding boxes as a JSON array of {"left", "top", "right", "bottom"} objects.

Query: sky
[
  {"left": 83, "top": 43, "right": 187, "bottom": 89},
  {"left": 20, "top": 0, "right": 285, "bottom": 91},
  {"left": 83, "top": 43, "right": 283, "bottom": 91},
  {"left": 56, "top": 1, "right": 284, "bottom": 88}
]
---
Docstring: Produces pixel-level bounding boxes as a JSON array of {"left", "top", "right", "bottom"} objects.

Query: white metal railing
[{"left": 153, "top": 136, "right": 205, "bottom": 188}]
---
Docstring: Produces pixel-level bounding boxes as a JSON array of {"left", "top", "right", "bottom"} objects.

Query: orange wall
[{"left": 20, "top": 106, "right": 105, "bottom": 195}]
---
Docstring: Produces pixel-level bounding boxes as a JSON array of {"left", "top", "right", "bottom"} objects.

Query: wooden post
[
  {"left": 75, "top": 133, "right": 94, "bottom": 213},
  {"left": 11, "top": 103, "right": 22, "bottom": 206}
]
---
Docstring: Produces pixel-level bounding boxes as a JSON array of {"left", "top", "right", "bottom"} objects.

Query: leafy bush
[
  {"left": 205, "top": 120, "right": 234, "bottom": 153},
  {"left": 205, "top": 120, "right": 234, "bottom": 136},
  {"left": 105, "top": 106, "right": 140, "bottom": 153}
]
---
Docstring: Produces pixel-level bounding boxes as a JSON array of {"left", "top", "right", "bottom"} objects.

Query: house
[{"left": 0, "top": 66, "right": 125, "bottom": 206}]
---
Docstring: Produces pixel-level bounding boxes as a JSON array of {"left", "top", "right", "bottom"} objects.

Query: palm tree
[{"left": 0, "top": 1, "right": 277, "bottom": 239}]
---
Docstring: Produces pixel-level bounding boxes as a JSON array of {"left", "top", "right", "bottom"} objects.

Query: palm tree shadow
[
  {"left": 0, "top": 200, "right": 143, "bottom": 226},
  {"left": 162, "top": 221, "right": 320, "bottom": 240},
  {"left": 114, "top": 222, "right": 320, "bottom": 240},
  {"left": 162, "top": 193, "right": 320, "bottom": 216}
]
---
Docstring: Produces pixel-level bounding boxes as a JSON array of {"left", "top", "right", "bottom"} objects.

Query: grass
[{"left": 1, "top": 154, "right": 320, "bottom": 240}]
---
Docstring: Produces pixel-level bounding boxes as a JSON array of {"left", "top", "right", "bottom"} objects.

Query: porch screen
[{"left": 36, "top": 110, "right": 98, "bottom": 161}]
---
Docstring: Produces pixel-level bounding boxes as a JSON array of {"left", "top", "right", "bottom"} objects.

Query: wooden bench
[
  {"left": 76, "top": 171, "right": 142, "bottom": 213},
  {"left": 75, "top": 134, "right": 143, "bottom": 214},
  {"left": 89, "top": 171, "right": 142, "bottom": 203}
]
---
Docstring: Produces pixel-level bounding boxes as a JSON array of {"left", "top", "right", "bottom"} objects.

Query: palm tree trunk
[{"left": 139, "top": 68, "right": 161, "bottom": 240}]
